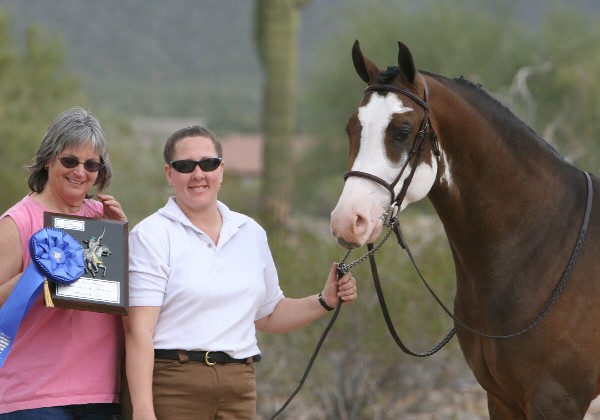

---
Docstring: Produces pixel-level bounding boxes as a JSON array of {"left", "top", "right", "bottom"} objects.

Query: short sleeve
[{"left": 128, "top": 227, "right": 170, "bottom": 307}]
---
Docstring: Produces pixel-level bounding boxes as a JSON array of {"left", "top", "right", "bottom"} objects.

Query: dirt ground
[{"left": 400, "top": 389, "right": 600, "bottom": 419}]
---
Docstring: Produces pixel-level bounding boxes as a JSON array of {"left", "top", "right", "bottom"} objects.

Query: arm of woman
[
  {"left": 255, "top": 263, "right": 357, "bottom": 334},
  {"left": 0, "top": 217, "right": 24, "bottom": 306},
  {"left": 123, "top": 306, "right": 161, "bottom": 420}
]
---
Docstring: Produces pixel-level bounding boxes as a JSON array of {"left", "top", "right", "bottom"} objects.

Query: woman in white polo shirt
[{"left": 122, "top": 126, "right": 357, "bottom": 420}]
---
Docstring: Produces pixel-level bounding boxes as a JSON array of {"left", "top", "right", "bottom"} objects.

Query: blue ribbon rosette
[{"left": 0, "top": 227, "right": 84, "bottom": 368}]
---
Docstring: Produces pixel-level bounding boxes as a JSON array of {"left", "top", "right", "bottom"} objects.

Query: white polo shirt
[{"left": 128, "top": 197, "right": 284, "bottom": 359}]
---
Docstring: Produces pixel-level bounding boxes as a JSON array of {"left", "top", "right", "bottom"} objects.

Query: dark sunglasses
[
  {"left": 170, "top": 158, "right": 222, "bottom": 173},
  {"left": 57, "top": 155, "right": 103, "bottom": 172}
]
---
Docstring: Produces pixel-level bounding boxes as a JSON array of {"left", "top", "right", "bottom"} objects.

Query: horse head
[
  {"left": 329, "top": 41, "right": 600, "bottom": 419},
  {"left": 95, "top": 244, "right": 112, "bottom": 258},
  {"left": 330, "top": 41, "right": 441, "bottom": 249}
]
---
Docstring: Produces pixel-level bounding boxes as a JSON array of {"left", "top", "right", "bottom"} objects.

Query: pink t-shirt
[{"left": 0, "top": 195, "right": 124, "bottom": 414}]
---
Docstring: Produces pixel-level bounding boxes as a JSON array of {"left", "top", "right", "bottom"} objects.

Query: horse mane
[
  {"left": 380, "top": 67, "right": 529, "bottom": 130},
  {"left": 421, "top": 71, "right": 533, "bottom": 130},
  {"left": 441, "top": 74, "right": 519, "bottom": 119},
  {"left": 420, "top": 71, "right": 563, "bottom": 156},
  {"left": 376, "top": 67, "right": 560, "bottom": 155}
]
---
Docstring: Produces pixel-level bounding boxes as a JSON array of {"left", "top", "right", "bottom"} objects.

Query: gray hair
[
  {"left": 25, "top": 107, "right": 113, "bottom": 193},
  {"left": 163, "top": 125, "right": 223, "bottom": 163}
]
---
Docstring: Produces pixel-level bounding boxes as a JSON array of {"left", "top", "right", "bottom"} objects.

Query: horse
[
  {"left": 84, "top": 244, "right": 111, "bottom": 278},
  {"left": 330, "top": 40, "right": 600, "bottom": 419}
]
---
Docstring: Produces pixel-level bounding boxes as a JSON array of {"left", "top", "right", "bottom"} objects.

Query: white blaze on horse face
[
  {"left": 331, "top": 93, "right": 438, "bottom": 247},
  {"left": 357, "top": 93, "right": 438, "bottom": 207}
]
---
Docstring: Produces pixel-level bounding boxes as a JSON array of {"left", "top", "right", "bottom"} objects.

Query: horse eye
[{"left": 394, "top": 125, "right": 412, "bottom": 142}]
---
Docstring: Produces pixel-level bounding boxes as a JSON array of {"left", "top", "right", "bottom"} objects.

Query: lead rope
[
  {"left": 270, "top": 171, "right": 592, "bottom": 417},
  {"left": 269, "top": 231, "right": 393, "bottom": 419}
]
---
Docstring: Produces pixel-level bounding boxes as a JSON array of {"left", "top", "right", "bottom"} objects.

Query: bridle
[
  {"left": 341, "top": 79, "right": 594, "bottom": 343},
  {"left": 343, "top": 80, "right": 440, "bottom": 224},
  {"left": 338, "top": 79, "right": 458, "bottom": 358},
  {"left": 270, "top": 81, "right": 443, "bottom": 419},
  {"left": 270, "top": 78, "right": 594, "bottom": 418}
]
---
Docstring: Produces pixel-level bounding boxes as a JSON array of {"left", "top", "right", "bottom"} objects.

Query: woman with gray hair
[{"left": 0, "top": 107, "right": 127, "bottom": 419}]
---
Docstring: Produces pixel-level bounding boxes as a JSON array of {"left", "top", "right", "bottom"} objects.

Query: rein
[
  {"left": 269, "top": 232, "right": 394, "bottom": 420},
  {"left": 346, "top": 81, "right": 594, "bottom": 341},
  {"left": 271, "top": 81, "right": 444, "bottom": 418},
  {"left": 344, "top": 81, "right": 440, "bottom": 214},
  {"left": 270, "top": 80, "right": 593, "bottom": 417},
  {"left": 383, "top": 171, "right": 593, "bottom": 340}
]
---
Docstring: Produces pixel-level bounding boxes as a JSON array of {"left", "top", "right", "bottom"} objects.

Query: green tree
[
  {"left": 254, "top": 0, "right": 308, "bottom": 237},
  {"left": 259, "top": 1, "right": 600, "bottom": 417},
  {"left": 0, "top": 11, "right": 84, "bottom": 210},
  {"left": 296, "top": 0, "right": 535, "bottom": 216},
  {"left": 296, "top": 0, "right": 600, "bottom": 215},
  {"left": 526, "top": 6, "right": 600, "bottom": 173}
]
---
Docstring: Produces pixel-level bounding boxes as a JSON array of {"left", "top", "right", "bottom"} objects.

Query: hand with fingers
[
  {"left": 319, "top": 262, "right": 358, "bottom": 311},
  {"left": 96, "top": 194, "right": 127, "bottom": 222}
]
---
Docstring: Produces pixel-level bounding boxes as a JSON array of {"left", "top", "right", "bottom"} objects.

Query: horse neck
[{"left": 424, "top": 76, "right": 583, "bottom": 273}]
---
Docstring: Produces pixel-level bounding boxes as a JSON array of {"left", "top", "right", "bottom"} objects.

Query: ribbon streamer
[{"left": 0, "top": 228, "right": 84, "bottom": 368}]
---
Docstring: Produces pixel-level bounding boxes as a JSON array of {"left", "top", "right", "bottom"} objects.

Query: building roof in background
[
  {"left": 222, "top": 134, "right": 313, "bottom": 177},
  {"left": 221, "top": 134, "right": 262, "bottom": 177},
  {"left": 132, "top": 117, "right": 313, "bottom": 177}
]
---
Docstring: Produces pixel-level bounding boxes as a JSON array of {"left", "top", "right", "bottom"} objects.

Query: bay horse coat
[{"left": 330, "top": 40, "right": 600, "bottom": 419}]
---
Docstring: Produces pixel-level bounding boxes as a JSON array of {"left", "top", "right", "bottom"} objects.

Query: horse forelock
[{"left": 379, "top": 66, "right": 402, "bottom": 84}]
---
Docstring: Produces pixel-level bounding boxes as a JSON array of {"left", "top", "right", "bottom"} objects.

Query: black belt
[{"left": 154, "top": 349, "right": 261, "bottom": 366}]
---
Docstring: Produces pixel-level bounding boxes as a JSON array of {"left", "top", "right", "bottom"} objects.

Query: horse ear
[
  {"left": 352, "top": 40, "right": 379, "bottom": 84},
  {"left": 397, "top": 41, "right": 416, "bottom": 85}
]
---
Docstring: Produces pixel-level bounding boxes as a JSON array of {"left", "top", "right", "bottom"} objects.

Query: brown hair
[{"left": 163, "top": 126, "right": 223, "bottom": 163}]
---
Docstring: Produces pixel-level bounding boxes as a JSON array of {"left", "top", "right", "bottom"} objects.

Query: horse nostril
[
  {"left": 353, "top": 213, "right": 369, "bottom": 237},
  {"left": 336, "top": 237, "right": 359, "bottom": 249}
]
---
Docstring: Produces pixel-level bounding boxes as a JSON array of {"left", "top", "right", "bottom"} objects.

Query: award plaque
[{"left": 43, "top": 212, "right": 128, "bottom": 315}]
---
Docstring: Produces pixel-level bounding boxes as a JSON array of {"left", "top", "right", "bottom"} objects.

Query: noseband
[{"left": 343, "top": 80, "right": 439, "bottom": 223}]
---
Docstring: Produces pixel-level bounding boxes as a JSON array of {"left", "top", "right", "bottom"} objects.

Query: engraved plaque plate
[{"left": 44, "top": 212, "right": 128, "bottom": 315}]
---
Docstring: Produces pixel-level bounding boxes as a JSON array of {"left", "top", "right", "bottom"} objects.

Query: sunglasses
[
  {"left": 57, "top": 155, "right": 103, "bottom": 172},
  {"left": 170, "top": 158, "right": 222, "bottom": 173}
]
